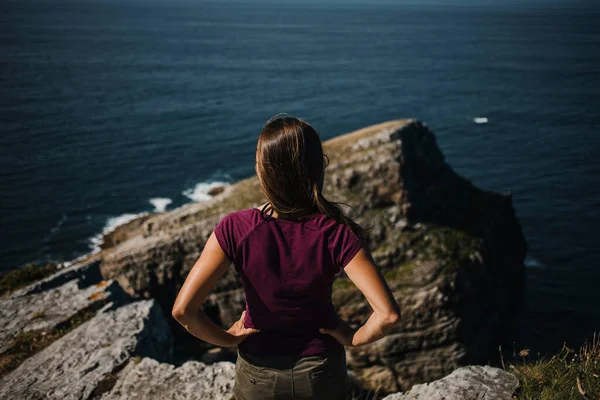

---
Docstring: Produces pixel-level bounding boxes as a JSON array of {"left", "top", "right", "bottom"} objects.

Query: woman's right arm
[{"left": 320, "top": 248, "right": 400, "bottom": 346}]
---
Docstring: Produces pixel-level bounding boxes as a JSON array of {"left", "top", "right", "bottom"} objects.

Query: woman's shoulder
[
  {"left": 219, "top": 208, "right": 262, "bottom": 226},
  {"left": 214, "top": 209, "right": 264, "bottom": 253},
  {"left": 214, "top": 209, "right": 264, "bottom": 261}
]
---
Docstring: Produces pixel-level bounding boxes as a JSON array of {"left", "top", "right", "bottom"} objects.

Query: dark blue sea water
[{"left": 1, "top": 0, "right": 599, "bottom": 354}]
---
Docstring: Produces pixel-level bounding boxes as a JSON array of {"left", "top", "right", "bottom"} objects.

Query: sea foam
[
  {"left": 88, "top": 181, "right": 228, "bottom": 253},
  {"left": 525, "top": 255, "right": 544, "bottom": 268},
  {"left": 183, "top": 181, "right": 229, "bottom": 202},
  {"left": 149, "top": 197, "right": 172, "bottom": 213}
]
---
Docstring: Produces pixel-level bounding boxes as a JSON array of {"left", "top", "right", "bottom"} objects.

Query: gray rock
[
  {"left": 102, "top": 358, "right": 235, "bottom": 400},
  {"left": 0, "top": 277, "right": 127, "bottom": 353},
  {"left": 0, "top": 299, "right": 173, "bottom": 400},
  {"left": 10, "top": 260, "right": 103, "bottom": 298},
  {"left": 382, "top": 366, "right": 519, "bottom": 400}
]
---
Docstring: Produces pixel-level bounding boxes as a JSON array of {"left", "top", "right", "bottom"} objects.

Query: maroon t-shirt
[{"left": 214, "top": 208, "right": 364, "bottom": 357}]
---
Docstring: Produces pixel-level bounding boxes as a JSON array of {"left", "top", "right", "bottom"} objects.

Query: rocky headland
[{"left": 0, "top": 119, "right": 527, "bottom": 399}]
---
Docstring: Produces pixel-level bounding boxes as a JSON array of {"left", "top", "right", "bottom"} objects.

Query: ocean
[{"left": 1, "top": 0, "right": 599, "bottom": 354}]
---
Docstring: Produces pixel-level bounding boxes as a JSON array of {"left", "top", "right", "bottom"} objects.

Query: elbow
[
  {"left": 385, "top": 310, "right": 400, "bottom": 327},
  {"left": 382, "top": 308, "right": 401, "bottom": 330},
  {"left": 171, "top": 304, "right": 188, "bottom": 323}
]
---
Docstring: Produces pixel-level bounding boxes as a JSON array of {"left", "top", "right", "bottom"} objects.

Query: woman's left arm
[{"left": 171, "top": 232, "right": 257, "bottom": 347}]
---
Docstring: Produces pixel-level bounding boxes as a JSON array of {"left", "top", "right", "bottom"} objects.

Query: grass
[
  {"left": 347, "top": 335, "right": 600, "bottom": 400},
  {"left": 0, "top": 263, "right": 58, "bottom": 298},
  {"left": 0, "top": 306, "right": 97, "bottom": 377},
  {"left": 420, "top": 226, "right": 481, "bottom": 264},
  {"left": 350, "top": 387, "right": 385, "bottom": 400},
  {"left": 383, "top": 261, "right": 418, "bottom": 282},
  {"left": 509, "top": 333, "right": 600, "bottom": 400},
  {"left": 30, "top": 311, "right": 46, "bottom": 320},
  {"left": 131, "top": 355, "right": 143, "bottom": 365}
]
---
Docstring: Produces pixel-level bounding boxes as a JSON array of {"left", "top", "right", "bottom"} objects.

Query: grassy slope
[{"left": 509, "top": 334, "right": 599, "bottom": 399}]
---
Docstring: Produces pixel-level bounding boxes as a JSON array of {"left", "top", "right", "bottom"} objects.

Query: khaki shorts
[{"left": 234, "top": 349, "right": 350, "bottom": 400}]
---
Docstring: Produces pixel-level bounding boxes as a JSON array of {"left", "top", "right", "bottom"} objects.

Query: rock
[
  {"left": 0, "top": 261, "right": 129, "bottom": 354},
  {"left": 208, "top": 287, "right": 245, "bottom": 328},
  {"left": 207, "top": 186, "right": 227, "bottom": 196},
  {"left": 10, "top": 260, "right": 103, "bottom": 297},
  {"left": 102, "top": 358, "right": 235, "bottom": 400},
  {"left": 200, "top": 347, "right": 237, "bottom": 364},
  {"left": 0, "top": 299, "right": 173, "bottom": 400},
  {"left": 0, "top": 279, "right": 125, "bottom": 353},
  {"left": 90, "top": 119, "right": 527, "bottom": 391},
  {"left": 101, "top": 215, "right": 154, "bottom": 250},
  {"left": 382, "top": 366, "right": 519, "bottom": 400}
]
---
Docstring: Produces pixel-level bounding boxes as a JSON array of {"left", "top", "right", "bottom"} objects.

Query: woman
[{"left": 172, "top": 115, "right": 401, "bottom": 400}]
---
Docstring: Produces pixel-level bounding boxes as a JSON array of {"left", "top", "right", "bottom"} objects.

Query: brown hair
[{"left": 256, "top": 114, "right": 365, "bottom": 237}]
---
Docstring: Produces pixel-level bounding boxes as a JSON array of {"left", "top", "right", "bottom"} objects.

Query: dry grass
[
  {"left": 351, "top": 387, "right": 384, "bottom": 400},
  {"left": 510, "top": 333, "right": 600, "bottom": 400}
]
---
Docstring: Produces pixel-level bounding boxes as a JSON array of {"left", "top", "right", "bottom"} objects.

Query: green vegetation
[
  {"left": 131, "top": 355, "right": 143, "bottom": 365},
  {"left": 0, "top": 306, "right": 97, "bottom": 377},
  {"left": 0, "top": 263, "right": 58, "bottom": 298},
  {"left": 510, "top": 334, "right": 600, "bottom": 400},
  {"left": 383, "top": 261, "right": 417, "bottom": 282},
  {"left": 421, "top": 226, "right": 481, "bottom": 263},
  {"left": 346, "top": 335, "right": 600, "bottom": 399}
]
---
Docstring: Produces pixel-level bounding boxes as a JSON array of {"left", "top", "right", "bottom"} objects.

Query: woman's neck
[{"left": 258, "top": 203, "right": 317, "bottom": 221}]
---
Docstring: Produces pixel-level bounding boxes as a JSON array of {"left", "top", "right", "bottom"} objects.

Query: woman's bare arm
[
  {"left": 320, "top": 248, "right": 400, "bottom": 346},
  {"left": 171, "top": 232, "right": 257, "bottom": 347}
]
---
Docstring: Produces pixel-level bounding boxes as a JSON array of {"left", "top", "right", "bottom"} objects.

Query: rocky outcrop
[
  {"left": 0, "top": 119, "right": 526, "bottom": 395},
  {"left": 0, "top": 299, "right": 172, "bottom": 399},
  {"left": 9, "top": 260, "right": 103, "bottom": 297},
  {"left": 102, "top": 358, "right": 235, "bottom": 400},
  {"left": 88, "top": 119, "right": 527, "bottom": 392},
  {"left": 382, "top": 366, "right": 519, "bottom": 400},
  {"left": 0, "top": 261, "right": 128, "bottom": 353}
]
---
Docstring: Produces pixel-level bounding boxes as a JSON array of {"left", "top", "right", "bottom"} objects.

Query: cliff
[{"left": 0, "top": 119, "right": 527, "bottom": 397}]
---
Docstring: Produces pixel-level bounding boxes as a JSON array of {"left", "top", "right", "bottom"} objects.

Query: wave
[
  {"left": 149, "top": 197, "right": 172, "bottom": 213},
  {"left": 42, "top": 213, "right": 67, "bottom": 245},
  {"left": 183, "top": 181, "right": 229, "bottom": 202},
  {"left": 473, "top": 117, "right": 489, "bottom": 124},
  {"left": 89, "top": 212, "right": 148, "bottom": 253},
  {"left": 525, "top": 255, "right": 544, "bottom": 268},
  {"left": 86, "top": 181, "right": 229, "bottom": 255}
]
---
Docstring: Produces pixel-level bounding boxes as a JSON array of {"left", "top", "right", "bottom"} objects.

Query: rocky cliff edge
[{"left": 0, "top": 119, "right": 526, "bottom": 397}]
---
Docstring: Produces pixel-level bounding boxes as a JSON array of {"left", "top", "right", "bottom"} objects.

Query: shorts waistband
[{"left": 238, "top": 347, "right": 345, "bottom": 370}]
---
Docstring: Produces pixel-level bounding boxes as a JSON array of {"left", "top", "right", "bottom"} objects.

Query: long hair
[{"left": 256, "top": 114, "right": 365, "bottom": 237}]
